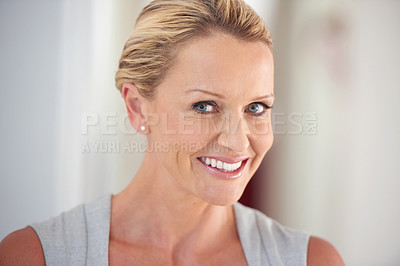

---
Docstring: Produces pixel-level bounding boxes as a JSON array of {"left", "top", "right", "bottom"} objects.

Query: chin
[{"left": 199, "top": 185, "right": 247, "bottom": 206}]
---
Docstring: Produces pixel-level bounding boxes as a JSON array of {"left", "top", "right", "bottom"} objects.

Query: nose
[{"left": 217, "top": 114, "right": 250, "bottom": 152}]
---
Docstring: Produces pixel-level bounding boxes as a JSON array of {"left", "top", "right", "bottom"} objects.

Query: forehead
[{"left": 157, "top": 33, "right": 274, "bottom": 99}]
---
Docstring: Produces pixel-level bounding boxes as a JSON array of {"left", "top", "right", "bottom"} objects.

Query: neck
[{"left": 111, "top": 152, "right": 237, "bottom": 252}]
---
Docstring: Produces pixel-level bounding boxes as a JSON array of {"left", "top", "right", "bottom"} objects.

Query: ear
[{"left": 122, "top": 83, "right": 148, "bottom": 133}]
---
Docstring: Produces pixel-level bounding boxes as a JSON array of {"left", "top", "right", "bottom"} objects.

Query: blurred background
[{"left": 0, "top": 0, "right": 399, "bottom": 265}]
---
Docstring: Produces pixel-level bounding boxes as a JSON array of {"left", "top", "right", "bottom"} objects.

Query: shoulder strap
[
  {"left": 31, "top": 194, "right": 111, "bottom": 266},
  {"left": 85, "top": 194, "right": 111, "bottom": 265},
  {"left": 234, "top": 202, "right": 310, "bottom": 266},
  {"left": 31, "top": 204, "right": 88, "bottom": 265},
  {"left": 234, "top": 202, "right": 271, "bottom": 265}
]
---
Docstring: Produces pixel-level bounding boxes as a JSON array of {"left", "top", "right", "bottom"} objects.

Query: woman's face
[{"left": 145, "top": 33, "right": 274, "bottom": 206}]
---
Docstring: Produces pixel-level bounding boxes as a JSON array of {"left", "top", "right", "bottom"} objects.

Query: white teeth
[
  {"left": 235, "top": 161, "right": 242, "bottom": 169},
  {"left": 223, "top": 162, "right": 231, "bottom": 171},
  {"left": 199, "top": 157, "right": 244, "bottom": 172}
]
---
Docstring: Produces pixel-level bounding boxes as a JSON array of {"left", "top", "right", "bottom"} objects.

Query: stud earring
[{"left": 140, "top": 125, "right": 146, "bottom": 132}]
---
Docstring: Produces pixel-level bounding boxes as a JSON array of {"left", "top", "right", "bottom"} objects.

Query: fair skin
[
  {"left": 0, "top": 33, "right": 344, "bottom": 265},
  {"left": 110, "top": 32, "right": 273, "bottom": 265}
]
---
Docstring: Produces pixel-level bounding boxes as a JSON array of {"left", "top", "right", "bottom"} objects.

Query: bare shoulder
[
  {"left": 307, "top": 236, "right": 345, "bottom": 266},
  {"left": 0, "top": 226, "right": 45, "bottom": 266}
]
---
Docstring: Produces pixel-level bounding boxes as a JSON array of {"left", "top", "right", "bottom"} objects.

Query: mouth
[{"left": 197, "top": 156, "right": 249, "bottom": 179}]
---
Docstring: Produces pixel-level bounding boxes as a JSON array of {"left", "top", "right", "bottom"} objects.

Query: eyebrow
[
  {"left": 186, "top": 89, "right": 224, "bottom": 98},
  {"left": 185, "top": 89, "right": 275, "bottom": 101}
]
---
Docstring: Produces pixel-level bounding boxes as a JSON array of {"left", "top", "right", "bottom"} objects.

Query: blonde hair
[{"left": 115, "top": 0, "right": 272, "bottom": 98}]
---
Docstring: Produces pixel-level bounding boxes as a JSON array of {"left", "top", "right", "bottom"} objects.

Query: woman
[{"left": 0, "top": 0, "right": 344, "bottom": 265}]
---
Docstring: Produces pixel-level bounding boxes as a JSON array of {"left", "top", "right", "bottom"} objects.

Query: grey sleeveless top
[{"left": 31, "top": 195, "right": 310, "bottom": 266}]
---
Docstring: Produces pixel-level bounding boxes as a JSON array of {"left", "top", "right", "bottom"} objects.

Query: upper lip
[{"left": 197, "top": 155, "right": 249, "bottom": 164}]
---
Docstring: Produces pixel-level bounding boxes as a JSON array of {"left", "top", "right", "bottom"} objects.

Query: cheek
[
  {"left": 258, "top": 131, "right": 274, "bottom": 154},
  {"left": 176, "top": 118, "right": 215, "bottom": 152},
  {"left": 150, "top": 112, "right": 213, "bottom": 155},
  {"left": 250, "top": 132, "right": 273, "bottom": 158},
  {"left": 247, "top": 132, "right": 273, "bottom": 178},
  {"left": 249, "top": 117, "right": 274, "bottom": 157}
]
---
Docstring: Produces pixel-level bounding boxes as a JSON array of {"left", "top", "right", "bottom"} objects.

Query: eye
[
  {"left": 192, "top": 101, "right": 218, "bottom": 114},
  {"left": 246, "top": 102, "right": 270, "bottom": 116}
]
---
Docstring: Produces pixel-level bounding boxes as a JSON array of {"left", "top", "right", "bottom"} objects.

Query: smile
[
  {"left": 197, "top": 156, "right": 248, "bottom": 180},
  {"left": 198, "top": 157, "right": 242, "bottom": 172}
]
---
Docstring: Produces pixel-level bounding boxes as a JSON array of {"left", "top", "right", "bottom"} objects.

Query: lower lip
[{"left": 197, "top": 158, "right": 248, "bottom": 180}]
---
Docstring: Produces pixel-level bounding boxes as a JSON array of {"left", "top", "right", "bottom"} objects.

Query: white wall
[
  {"left": 0, "top": 0, "right": 150, "bottom": 239},
  {"left": 259, "top": 0, "right": 400, "bottom": 265},
  {"left": 0, "top": 0, "right": 61, "bottom": 240}
]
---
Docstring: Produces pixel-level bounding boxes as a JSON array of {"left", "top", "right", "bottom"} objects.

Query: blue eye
[
  {"left": 246, "top": 103, "right": 269, "bottom": 115},
  {"left": 192, "top": 101, "right": 217, "bottom": 114}
]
